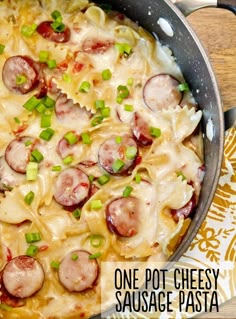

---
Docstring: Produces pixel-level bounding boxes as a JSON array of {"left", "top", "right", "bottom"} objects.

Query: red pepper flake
[
  {"left": 38, "top": 245, "right": 49, "bottom": 252},
  {"left": 80, "top": 183, "right": 89, "bottom": 188},
  {"left": 13, "top": 123, "right": 28, "bottom": 135},
  {"left": 73, "top": 62, "right": 84, "bottom": 73},
  {"left": 57, "top": 60, "right": 68, "bottom": 71}
]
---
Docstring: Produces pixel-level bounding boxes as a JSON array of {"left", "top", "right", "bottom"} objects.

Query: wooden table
[{"left": 187, "top": 7, "right": 236, "bottom": 318}]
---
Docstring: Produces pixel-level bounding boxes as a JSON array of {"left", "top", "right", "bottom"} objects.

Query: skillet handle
[
  {"left": 217, "top": 0, "right": 236, "bottom": 14},
  {"left": 173, "top": 0, "right": 236, "bottom": 15}
]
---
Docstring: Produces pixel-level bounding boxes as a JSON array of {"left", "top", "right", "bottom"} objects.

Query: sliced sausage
[
  {"left": 131, "top": 112, "right": 153, "bottom": 146},
  {"left": 0, "top": 271, "right": 25, "bottom": 307},
  {"left": 5, "top": 136, "right": 37, "bottom": 174},
  {"left": 143, "top": 74, "right": 183, "bottom": 111},
  {"left": 55, "top": 93, "right": 90, "bottom": 123},
  {"left": 57, "top": 133, "right": 79, "bottom": 159},
  {"left": 58, "top": 250, "right": 99, "bottom": 292},
  {"left": 82, "top": 38, "right": 114, "bottom": 54},
  {"left": 53, "top": 168, "right": 90, "bottom": 207},
  {"left": 37, "top": 21, "right": 71, "bottom": 43},
  {"left": 98, "top": 135, "right": 138, "bottom": 175},
  {"left": 106, "top": 197, "right": 140, "bottom": 237},
  {"left": 171, "top": 197, "right": 196, "bottom": 222},
  {"left": 0, "top": 156, "right": 25, "bottom": 191},
  {"left": 2, "top": 255, "right": 45, "bottom": 298},
  {"left": 2, "top": 56, "right": 39, "bottom": 94}
]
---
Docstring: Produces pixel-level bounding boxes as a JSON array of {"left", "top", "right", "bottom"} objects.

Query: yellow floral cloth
[{"left": 182, "top": 127, "right": 236, "bottom": 314}]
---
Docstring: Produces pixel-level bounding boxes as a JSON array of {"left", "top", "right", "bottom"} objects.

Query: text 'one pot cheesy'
[{"left": 0, "top": 0, "right": 204, "bottom": 318}]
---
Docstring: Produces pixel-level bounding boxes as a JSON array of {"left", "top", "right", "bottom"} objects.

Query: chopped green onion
[
  {"left": 64, "top": 131, "right": 78, "bottom": 145},
  {"left": 102, "top": 69, "right": 112, "bottom": 80},
  {"left": 123, "top": 186, "right": 133, "bottom": 198},
  {"left": 89, "top": 252, "right": 101, "bottom": 259},
  {"left": 16, "top": 74, "right": 27, "bottom": 85},
  {"left": 79, "top": 81, "right": 91, "bottom": 93},
  {"left": 40, "top": 111, "right": 52, "bottom": 128},
  {"left": 26, "top": 244, "right": 38, "bottom": 257},
  {"left": 91, "top": 200, "right": 103, "bottom": 210},
  {"left": 127, "top": 77, "right": 134, "bottom": 86},
  {"left": 72, "top": 208, "right": 81, "bottom": 219},
  {"left": 51, "top": 20, "right": 65, "bottom": 33},
  {"left": 51, "top": 10, "right": 62, "bottom": 20},
  {"left": 125, "top": 146, "right": 137, "bottom": 160},
  {"left": 50, "top": 260, "right": 60, "bottom": 269},
  {"left": 39, "top": 128, "right": 55, "bottom": 141},
  {"left": 135, "top": 173, "right": 141, "bottom": 184},
  {"left": 62, "top": 73, "right": 72, "bottom": 83},
  {"left": 115, "top": 43, "right": 133, "bottom": 56},
  {"left": 63, "top": 155, "right": 73, "bottom": 165},
  {"left": 177, "top": 171, "right": 187, "bottom": 181},
  {"left": 25, "top": 232, "right": 41, "bottom": 243},
  {"left": 149, "top": 126, "right": 161, "bottom": 138},
  {"left": 24, "top": 140, "right": 32, "bottom": 147},
  {"left": 94, "top": 99, "right": 105, "bottom": 110},
  {"left": 124, "top": 104, "right": 133, "bottom": 112},
  {"left": 23, "top": 96, "right": 41, "bottom": 111},
  {"left": 97, "top": 174, "right": 110, "bottom": 185},
  {"left": 14, "top": 117, "right": 21, "bottom": 124},
  {"left": 101, "top": 107, "right": 110, "bottom": 118},
  {"left": 91, "top": 116, "right": 103, "bottom": 127},
  {"left": 0, "top": 44, "right": 5, "bottom": 54},
  {"left": 116, "top": 96, "right": 123, "bottom": 104},
  {"left": 112, "top": 159, "right": 125, "bottom": 173},
  {"left": 47, "top": 59, "right": 57, "bottom": 69},
  {"left": 43, "top": 96, "right": 55, "bottom": 108},
  {"left": 26, "top": 162, "right": 38, "bottom": 181},
  {"left": 178, "top": 83, "right": 189, "bottom": 92},
  {"left": 115, "top": 136, "right": 122, "bottom": 144},
  {"left": 39, "top": 50, "right": 49, "bottom": 62},
  {"left": 90, "top": 234, "right": 103, "bottom": 248},
  {"left": 81, "top": 132, "right": 91, "bottom": 145},
  {"left": 21, "top": 23, "right": 37, "bottom": 37},
  {"left": 88, "top": 175, "right": 94, "bottom": 183},
  {"left": 117, "top": 85, "right": 129, "bottom": 99},
  {"left": 0, "top": 303, "right": 13, "bottom": 311},
  {"left": 71, "top": 253, "right": 79, "bottom": 261},
  {"left": 30, "top": 149, "right": 44, "bottom": 163},
  {"left": 36, "top": 103, "right": 46, "bottom": 113},
  {"left": 52, "top": 165, "right": 62, "bottom": 172},
  {"left": 24, "top": 191, "right": 35, "bottom": 205}
]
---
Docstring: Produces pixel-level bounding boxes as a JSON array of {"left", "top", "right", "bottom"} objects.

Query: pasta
[{"left": 0, "top": 1, "right": 204, "bottom": 318}]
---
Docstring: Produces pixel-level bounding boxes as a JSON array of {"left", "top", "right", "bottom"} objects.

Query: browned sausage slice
[
  {"left": 37, "top": 21, "right": 71, "bottom": 43},
  {"left": 0, "top": 156, "right": 25, "bottom": 191},
  {"left": 131, "top": 112, "right": 153, "bottom": 146},
  {"left": 5, "top": 137, "right": 36, "bottom": 174},
  {"left": 58, "top": 250, "right": 99, "bottom": 292},
  {"left": 106, "top": 197, "right": 140, "bottom": 237},
  {"left": 143, "top": 74, "right": 183, "bottom": 111},
  {"left": 2, "top": 56, "right": 39, "bottom": 94},
  {"left": 82, "top": 38, "right": 114, "bottom": 54},
  {"left": 2, "top": 255, "right": 45, "bottom": 298},
  {"left": 171, "top": 197, "right": 196, "bottom": 222},
  {"left": 0, "top": 271, "right": 25, "bottom": 307},
  {"left": 98, "top": 136, "right": 138, "bottom": 175},
  {"left": 53, "top": 168, "right": 90, "bottom": 207}
]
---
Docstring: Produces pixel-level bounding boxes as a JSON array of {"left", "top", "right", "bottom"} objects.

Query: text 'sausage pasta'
[{"left": 0, "top": 0, "right": 204, "bottom": 318}]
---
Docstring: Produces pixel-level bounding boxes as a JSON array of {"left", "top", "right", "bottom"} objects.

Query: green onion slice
[
  {"left": 23, "top": 96, "right": 41, "bottom": 111},
  {"left": 79, "top": 81, "right": 91, "bottom": 93},
  {"left": 90, "top": 234, "right": 103, "bottom": 248},
  {"left": 47, "top": 59, "right": 57, "bottom": 69},
  {"left": 39, "top": 128, "right": 55, "bottom": 141},
  {"left": 52, "top": 165, "right": 62, "bottom": 172},
  {"left": 14, "top": 117, "right": 21, "bottom": 124},
  {"left": 91, "top": 116, "right": 104, "bottom": 127},
  {"left": 30, "top": 149, "right": 44, "bottom": 163},
  {"left": 50, "top": 260, "right": 60, "bottom": 269},
  {"left": 71, "top": 253, "right": 79, "bottom": 261},
  {"left": 94, "top": 99, "right": 105, "bottom": 110},
  {"left": 101, "top": 107, "right": 110, "bottom": 118},
  {"left": 24, "top": 191, "right": 35, "bottom": 205},
  {"left": 135, "top": 173, "right": 141, "bottom": 184},
  {"left": 0, "top": 44, "right": 5, "bottom": 54},
  {"left": 63, "top": 155, "right": 73, "bottom": 165},
  {"left": 64, "top": 131, "right": 78, "bottom": 145},
  {"left": 117, "top": 85, "right": 129, "bottom": 99},
  {"left": 177, "top": 171, "right": 187, "bottom": 181},
  {"left": 21, "top": 23, "right": 37, "bottom": 37},
  {"left": 91, "top": 200, "right": 103, "bottom": 210},
  {"left": 115, "top": 136, "right": 122, "bottom": 144},
  {"left": 102, "top": 69, "right": 112, "bottom": 80},
  {"left": 26, "top": 244, "right": 38, "bottom": 257},
  {"left": 125, "top": 146, "right": 137, "bottom": 160},
  {"left": 39, "top": 50, "right": 49, "bottom": 63},
  {"left": 149, "top": 126, "right": 161, "bottom": 138},
  {"left": 178, "top": 83, "right": 190, "bottom": 92},
  {"left": 81, "top": 132, "right": 91, "bottom": 145},
  {"left": 123, "top": 186, "right": 133, "bottom": 198},
  {"left": 72, "top": 208, "right": 81, "bottom": 219},
  {"left": 25, "top": 232, "right": 41, "bottom": 243},
  {"left": 40, "top": 112, "right": 52, "bottom": 128},
  {"left": 89, "top": 252, "right": 102, "bottom": 259},
  {"left": 115, "top": 43, "right": 132, "bottom": 56},
  {"left": 97, "top": 174, "right": 110, "bottom": 185},
  {"left": 112, "top": 159, "right": 125, "bottom": 173},
  {"left": 26, "top": 162, "right": 38, "bottom": 181},
  {"left": 16, "top": 74, "right": 27, "bottom": 85},
  {"left": 43, "top": 96, "right": 55, "bottom": 108}
]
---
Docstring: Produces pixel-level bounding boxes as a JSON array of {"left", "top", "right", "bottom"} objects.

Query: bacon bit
[
  {"left": 38, "top": 245, "right": 49, "bottom": 252},
  {"left": 72, "top": 62, "right": 84, "bottom": 73},
  {"left": 118, "top": 145, "right": 126, "bottom": 160},
  {"left": 134, "top": 155, "right": 142, "bottom": 166},
  {"left": 13, "top": 123, "right": 28, "bottom": 135}
]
